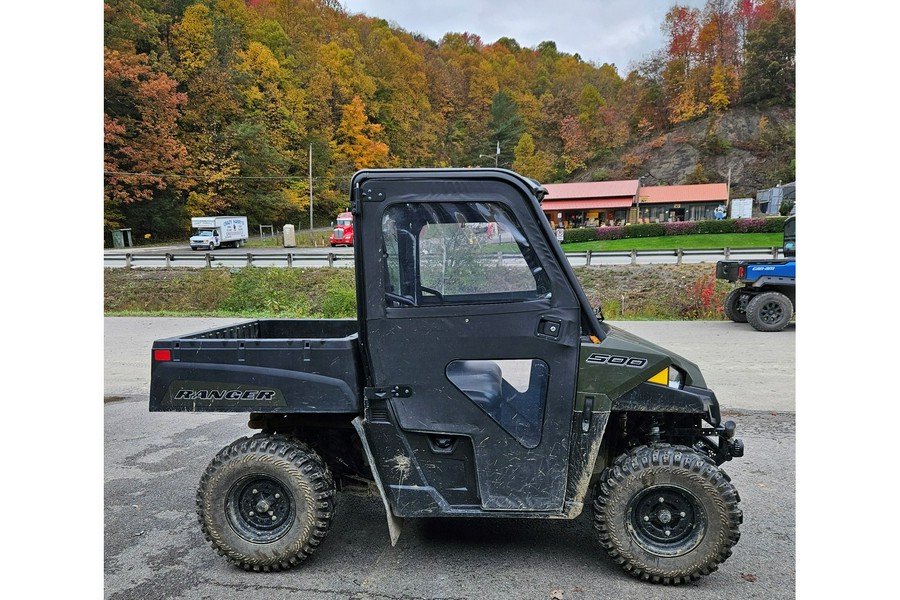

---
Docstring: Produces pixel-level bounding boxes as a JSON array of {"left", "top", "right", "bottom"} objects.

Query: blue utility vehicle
[{"left": 715, "top": 216, "right": 795, "bottom": 332}]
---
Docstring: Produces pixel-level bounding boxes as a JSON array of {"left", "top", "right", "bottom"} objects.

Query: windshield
[
  {"left": 196, "top": 230, "right": 213, "bottom": 237},
  {"left": 783, "top": 217, "right": 795, "bottom": 237},
  {"left": 337, "top": 219, "right": 352, "bottom": 226}
]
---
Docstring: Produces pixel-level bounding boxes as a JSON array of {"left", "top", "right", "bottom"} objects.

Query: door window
[
  {"left": 382, "top": 202, "right": 550, "bottom": 306},
  {"left": 445, "top": 359, "right": 548, "bottom": 448}
]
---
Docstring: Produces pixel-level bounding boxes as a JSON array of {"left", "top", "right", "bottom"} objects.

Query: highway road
[{"left": 103, "top": 317, "right": 796, "bottom": 600}]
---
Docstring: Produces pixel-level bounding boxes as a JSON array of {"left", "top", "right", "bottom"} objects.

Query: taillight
[
  {"left": 154, "top": 349, "right": 172, "bottom": 361},
  {"left": 738, "top": 266, "right": 745, "bottom": 279}
]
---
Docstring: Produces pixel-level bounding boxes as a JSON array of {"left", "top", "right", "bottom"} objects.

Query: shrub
[
  {"left": 563, "top": 227, "right": 600, "bottom": 243},
  {"left": 624, "top": 223, "right": 666, "bottom": 238},
  {"left": 735, "top": 218, "right": 768, "bottom": 233},
  {"left": 704, "top": 133, "right": 731, "bottom": 155},
  {"left": 222, "top": 267, "right": 310, "bottom": 315},
  {"left": 764, "top": 216, "right": 788, "bottom": 232},
  {"left": 590, "top": 168, "right": 611, "bottom": 181},
  {"left": 320, "top": 281, "right": 357, "bottom": 318},
  {"left": 647, "top": 135, "right": 668, "bottom": 150},
  {"left": 662, "top": 221, "right": 699, "bottom": 236},
  {"left": 596, "top": 226, "right": 626, "bottom": 240},
  {"left": 696, "top": 219, "right": 737, "bottom": 234},
  {"left": 679, "top": 274, "right": 729, "bottom": 319}
]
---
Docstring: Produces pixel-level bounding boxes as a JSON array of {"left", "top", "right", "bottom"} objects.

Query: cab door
[{"left": 355, "top": 173, "right": 583, "bottom": 513}]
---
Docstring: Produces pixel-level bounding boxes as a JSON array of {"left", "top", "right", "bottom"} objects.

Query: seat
[{"left": 445, "top": 361, "right": 502, "bottom": 408}]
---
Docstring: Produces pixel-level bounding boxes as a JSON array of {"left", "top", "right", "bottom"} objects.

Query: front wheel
[
  {"left": 593, "top": 445, "right": 742, "bottom": 585},
  {"left": 746, "top": 291, "right": 793, "bottom": 332},
  {"left": 197, "top": 435, "right": 336, "bottom": 571}
]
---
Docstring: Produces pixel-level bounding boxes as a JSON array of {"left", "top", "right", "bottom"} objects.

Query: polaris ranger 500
[{"left": 150, "top": 169, "right": 745, "bottom": 585}]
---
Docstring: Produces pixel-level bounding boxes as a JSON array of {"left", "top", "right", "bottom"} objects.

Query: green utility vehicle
[{"left": 150, "top": 169, "right": 745, "bottom": 584}]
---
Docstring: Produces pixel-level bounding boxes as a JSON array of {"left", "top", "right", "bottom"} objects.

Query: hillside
[
  {"left": 104, "top": 1, "right": 795, "bottom": 241},
  {"left": 577, "top": 104, "right": 795, "bottom": 198}
]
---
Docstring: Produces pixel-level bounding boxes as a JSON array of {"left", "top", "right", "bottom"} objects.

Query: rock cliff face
[{"left": 579, "top": 105, "right": 795, "bottom": 198}]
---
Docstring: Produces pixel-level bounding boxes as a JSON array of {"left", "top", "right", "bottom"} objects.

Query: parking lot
[{"left": 104, "top": 318, "right": 795, "bottom": 600}]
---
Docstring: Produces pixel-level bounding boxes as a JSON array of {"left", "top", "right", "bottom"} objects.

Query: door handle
[{"left": 537, "top": 318, "right": 562, "bottom": 339}]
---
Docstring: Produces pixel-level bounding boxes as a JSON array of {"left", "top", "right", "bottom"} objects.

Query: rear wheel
[
  {"left": 197, "top": 434, "right": 336, "bottom": 571},
  {"left": 593, "top": 445, "right": 742, "bottom": 585},
  {"left": 723, "top": 288, "right": 750, "bottom": 323},
  {"left": 746, "top": 291, "right": 793, "bottom": 332}
]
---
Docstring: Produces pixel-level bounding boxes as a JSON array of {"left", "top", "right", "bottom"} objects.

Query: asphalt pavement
[{"left": 103, "top": 317, "right": 796, "bottom": 600}]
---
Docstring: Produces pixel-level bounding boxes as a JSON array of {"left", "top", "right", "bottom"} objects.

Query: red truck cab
[{"left": 329, "top": 211, "right": 354, "bottom": 246}]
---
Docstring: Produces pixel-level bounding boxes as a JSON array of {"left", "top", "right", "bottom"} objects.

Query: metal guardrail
[
  {"left": 103, "top": 247, "right": 784, "bottom": 269},
  {"left": 565, "top": 246, "right": 784, "bottom": 266},
  {"left": 103, "top": 251, "right": 355, "bottom": 268}
]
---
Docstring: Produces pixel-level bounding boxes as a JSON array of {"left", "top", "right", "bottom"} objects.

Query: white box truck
[{"left": 189, "top": 216, "right": 248, "bottom": 250}]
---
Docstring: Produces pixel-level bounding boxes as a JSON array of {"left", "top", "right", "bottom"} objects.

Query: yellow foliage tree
[
  {"left": 709, "top": 62, "right": 731, "bottom": 112},
  {"left": 171, "top": 4, "right": 215, "bottom": 76},
  {"left": 669, "top": 86, "right": 708, "bottom": 124},
  {"left": 335, "top": 96, "right": 389, "bottom": 169},
  {"left": 511, "top": 133, "right": 555, "bottom": 181}
]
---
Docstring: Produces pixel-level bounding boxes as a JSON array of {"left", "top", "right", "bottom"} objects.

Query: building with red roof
[
  {"left": 542, "top": 181, "right": 639, "bottom": 228},
  {"left": 541, "top": 180, "right": 729, "bottom": 228},
  {"left": 638, "top": 183, "right": 728, "bottom": 223}
]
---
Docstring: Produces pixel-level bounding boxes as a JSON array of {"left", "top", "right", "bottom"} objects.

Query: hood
[{"left": 598, "top": 322, "right": 706, "bottom": 388}]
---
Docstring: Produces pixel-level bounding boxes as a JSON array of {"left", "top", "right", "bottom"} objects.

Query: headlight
[
  {"left": 667, "top": 366, "right": 684, "bottom": 389},
  {"left": 648, "top": 366, "right": 685, "bottom": 389}
]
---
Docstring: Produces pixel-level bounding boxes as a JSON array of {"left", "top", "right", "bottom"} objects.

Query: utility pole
[
  {"left": 725, "top": 166, "right": 732, "bottom": 218},
  {"left": 309, "top": 143, "right": 314, "bottom": 241}
]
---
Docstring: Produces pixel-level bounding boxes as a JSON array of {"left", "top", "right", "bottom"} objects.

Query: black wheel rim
[
  {"left": 759, "top": 300, "right": 784, "bottom": 324},
  {"left": 629, "top": 485, "right": 705, "bottom": 557},
  {"left": 226, "top": 475, "right": 296, "bottom": 543}
]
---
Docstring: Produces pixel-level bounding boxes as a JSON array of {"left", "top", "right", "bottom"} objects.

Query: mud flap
[{"left": 352, "top": 417, "right": 404, "bottom": 546}]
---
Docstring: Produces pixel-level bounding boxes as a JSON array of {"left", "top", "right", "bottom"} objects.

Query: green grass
[
  {"left": 562, "top": 232, "right": 783, "bottom": 252},
  {"left": 244, "top": 229, "right": 334, "bottom": 249}
]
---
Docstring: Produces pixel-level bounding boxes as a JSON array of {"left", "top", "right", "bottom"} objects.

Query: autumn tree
[
  {"left": 358, "top": 20, "right": 437, "bottom": 166},
  {"left": 104, "top": 0, "right": 167, "bottom": 54},
  {"left": 709, "top": 61, "right": 733, "bottom": 111},
  {"left": 511, "top": 133, "right": 555, "bottom": 181},
  {"left": 170, "top": 3, "right": 216, "bottom": 77},
  {"left": 741, "top": 3, "right": 795, "bottom": 104},
  {"left": 104, "top": 49, "right": 189, "bottom": 229},
  {"left": 334, "top": 95, "right": 390, "bottom": 169},
  {"left": 559, "top": 116, "right": 591, "bottom": 175}
]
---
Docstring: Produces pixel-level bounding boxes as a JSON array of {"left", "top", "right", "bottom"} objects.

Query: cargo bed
[{"left": 149, "top": 319, "right": 363, "bottom": 413}]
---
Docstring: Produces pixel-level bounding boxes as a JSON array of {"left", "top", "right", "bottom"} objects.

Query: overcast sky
[{"left": 342, "top": 0, "right": 707, "bottom": 75}]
